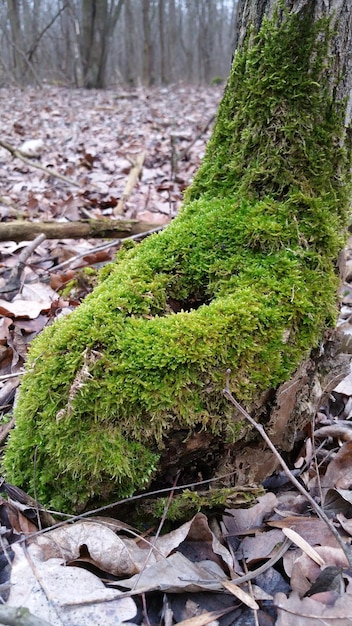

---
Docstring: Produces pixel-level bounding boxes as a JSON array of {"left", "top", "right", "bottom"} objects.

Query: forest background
[{"left": 2, "top": 0, "right": 237, "bottom": 89}]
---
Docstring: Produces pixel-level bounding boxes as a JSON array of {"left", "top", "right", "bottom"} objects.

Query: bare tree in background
[
  {"left": 6, "top": 0, "right": 25, "bottom": 81},
  {"left": 80, "top": 0, "right": 124, "bottom": 88},
  {"left": 0, "top": 0, "right": 237, "bottom": 88}
]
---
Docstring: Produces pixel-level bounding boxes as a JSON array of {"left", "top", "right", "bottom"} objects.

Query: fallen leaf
[{"left": 7, "top": 543, "right": 137, "bottom": 626}]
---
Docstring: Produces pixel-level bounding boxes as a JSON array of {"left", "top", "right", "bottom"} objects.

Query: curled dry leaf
[
  {"left": 286, "top": 546, "right": 350, "bottom": 598},
  {"left": 320, "top": 442, "right": 352, "bottom": 503},
  {"left": 117, "top": 551, "right": 226, "bottom": 593},
  {"left": 35, "top": 521, "right": 138, "bottom": 576},
  {"left": 0, "top": 283, "right": 59, "bottom": 320}
]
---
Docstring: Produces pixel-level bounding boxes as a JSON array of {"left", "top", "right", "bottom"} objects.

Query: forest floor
[{"left": 1, "top": 85, "right": 352, "bottom": 625}]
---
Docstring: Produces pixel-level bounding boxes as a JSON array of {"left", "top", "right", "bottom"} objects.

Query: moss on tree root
[{"left": 3, "top": 8, "right": 351, "bottom": 511}]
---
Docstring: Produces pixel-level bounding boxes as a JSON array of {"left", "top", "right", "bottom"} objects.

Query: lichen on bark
[{"left": 3, "top": 7, "right": 351, "bottom": 512}]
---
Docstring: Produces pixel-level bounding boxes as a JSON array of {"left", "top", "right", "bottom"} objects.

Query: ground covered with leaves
[{"left": 1, "top": 85, "right": 352, "bottom": 625}]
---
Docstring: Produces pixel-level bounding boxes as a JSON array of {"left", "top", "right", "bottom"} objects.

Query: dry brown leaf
[
  {"left": 237, "top": 529, "right": 285, "bottom": 564},
  {"left": 282, "top": 528, "right": 325, "bottom": 566},
  {"left": 276, "top": 591, "right": 352, "bottom": 625},
  {"left": 117, "top": 551, "right": 225, "bottom": 593},
  {"left": 7, "top": 543, "right": 137, "bottom": 626},
  {"left": 334, "top": 373, "right": 352, "bottom": 396},
  {"left": 35, "top": 520, "right": 138, "bottom": 576},
  {"left": 320, "top": 442, "right": 352, "bottom": 501},
  {"left": 287, "top": 546, "right": 349, "bottom": 597},
  {"left": 223, "top": 492, "right": 278, "bottom": 536},
  {"left": 268, "top": 516, "right": 342, "bottom": 548},
  {"left": 175, "top": 606, "right": 236, "bottom": 626},
  {"left": 221, "top": 580, "right": 259, "bottom": 610}
]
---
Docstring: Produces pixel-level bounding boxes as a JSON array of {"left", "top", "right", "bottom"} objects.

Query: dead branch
[
  {"left": 179, "top": 114, "right": 215, "bottom": 161},
  {"left": 0, "top": 233, "right": 46, "bottom": 294},
  {"left": 0, "top": 219, "right": 160, "bottom": 243},
  {"left": 114, "top": 151, "right": 146, "bottom": 215},
  {"left": 51, "top": 225, "right": 165, "bottom": 272},
  {"left": 0, "top": 139, "right": 81, "bottom": 188},
  {"left": 170, "top": 115, "right": 215, "bottom": 180}
]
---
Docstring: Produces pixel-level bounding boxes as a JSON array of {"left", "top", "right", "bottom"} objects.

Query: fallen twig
[
  {"left": 114, "top": 151, "right": 146, "bottom": 215},
  {"left": 50, "top": 225, "right": 165, "bottom": 272},
  {"left": 0, "top": 219, "right": 161, "bottom": 242},
  {"left": 0, "top": 139, "right": 81, "bottom": 188},
  {"left": 0, "top": 415, "right": 16, "bottom": 445},
  {"left": 0, "top": 233, "right": 46, "bottom": 294},
  {"left": 178, "top": 114, "right": 215, "bottom": 161}
]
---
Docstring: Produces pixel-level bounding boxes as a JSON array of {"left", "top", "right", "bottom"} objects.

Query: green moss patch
[{"left": 3, "top": 8, "right": 350, "bottom": 511}]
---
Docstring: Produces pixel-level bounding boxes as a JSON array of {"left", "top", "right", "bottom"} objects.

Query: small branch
[
  {"left": 223, "top": 373, "right": 352, "bottom": 569},
  {"left": 0, "top": 233, "right": 46, "bottom": 294},
  {"left": 0, "top": 219, "right": 160, "bottom": 242},
  {"left": 132, "top": 472, "right": 180, "bottom": 591},
  {"left": 179, "top": 114, "right": 215, "bottom": 161},
  {"left": 114, "top": 151, "right": 146, "bottom": 215},
  {"left": 27, "top": 4, "right": 69, "bottom": 63},
  {"left": 0, "top": 416, "right": 16, "bottom": 445},
  {"left": 0, "top": 139, "right": 81, "bottom": 188},
  {"left": 51, "top": 225, "right": 165, "bottom": 272}
]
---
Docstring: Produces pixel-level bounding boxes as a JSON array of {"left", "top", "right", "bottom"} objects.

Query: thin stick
[
  {"left": 49, "top": 226, "right": 164, "bottom": 273},
  {"left": 0, "top": 139, "right": 81, "bottom": 188},
  {"left": 114, "top": 151, "right": 145, "bottom": 215},
  {"left": 223, "top": 372, "right": 352, "bottom": 568},
  {"left": 0, "top": 233, "right": 46, "bottom": 294},
  {"left": 132, "top": 472, "right": 180, "bottom": 591},
  {"left": 15, "top": 472, "right": 243, "bottom": 541},
  {"left": 178, "top": 114, "right": 215, "bottom": 161}
]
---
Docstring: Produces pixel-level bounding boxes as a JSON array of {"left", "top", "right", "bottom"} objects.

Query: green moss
[
  {"left": 137, "top": 486, "right": 265, "bottom": 524},
  {"left": 3, "top": 8, "right": 351, "bottom": 512},
  {"left": 60, "top": 267, "right": 99, "bottom": 300}
]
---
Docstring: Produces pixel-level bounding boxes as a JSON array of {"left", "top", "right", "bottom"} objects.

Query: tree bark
[
  {"left": 234, "top": 0, "right": 352, "bottom": 123},
  {"left": 224, "top": 0, "right": 352, "bottom": 482}
]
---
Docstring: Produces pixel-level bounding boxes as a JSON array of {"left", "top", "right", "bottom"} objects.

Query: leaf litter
[{"left": 1, "top": 85, "right": 352, "bottom": 624}]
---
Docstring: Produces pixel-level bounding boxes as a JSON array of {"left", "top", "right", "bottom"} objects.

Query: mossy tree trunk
[
  {"left": 3, "top": 0, "right": 352, "bottom": 512},
  {"left": 234, "top": 0, "right": 352, "bottom": 124}
]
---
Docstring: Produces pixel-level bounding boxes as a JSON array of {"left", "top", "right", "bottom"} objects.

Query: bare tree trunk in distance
[
  {"left": 6, "top": 0, "right": 25, "bottom": 81},
  {"left": 80, "top": 0, "right": 124, "bottom": 88},
  {"left": 142, "top": 0, "right": 153, "bottom": 85}
]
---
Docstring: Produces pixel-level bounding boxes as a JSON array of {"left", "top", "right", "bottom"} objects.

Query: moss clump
[
  {"left": 60, "top": 266, "right": 99, "bottom": 301},
  {"left": 138, "top": 486, "right": 265, "bottom": 524},
  {"left": 3, "top": 8, "right": 351, "bottom": 512}
]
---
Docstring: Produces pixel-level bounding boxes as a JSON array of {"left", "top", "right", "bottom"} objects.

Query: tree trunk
[
  {"left": 4, "top": 0, "right": 352, "bottom": 513},
  {"left": 80, "top": 0, "right": 124, "bottom": 88},
  {"left": 6, "top": 0, "right": 25, "bottom": 81},
  {"left": 142, "top": 0, "right": 153, "bottom": 85},
  {"left": 234, "top": 0, "right": 352, "bottom": 122}
]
